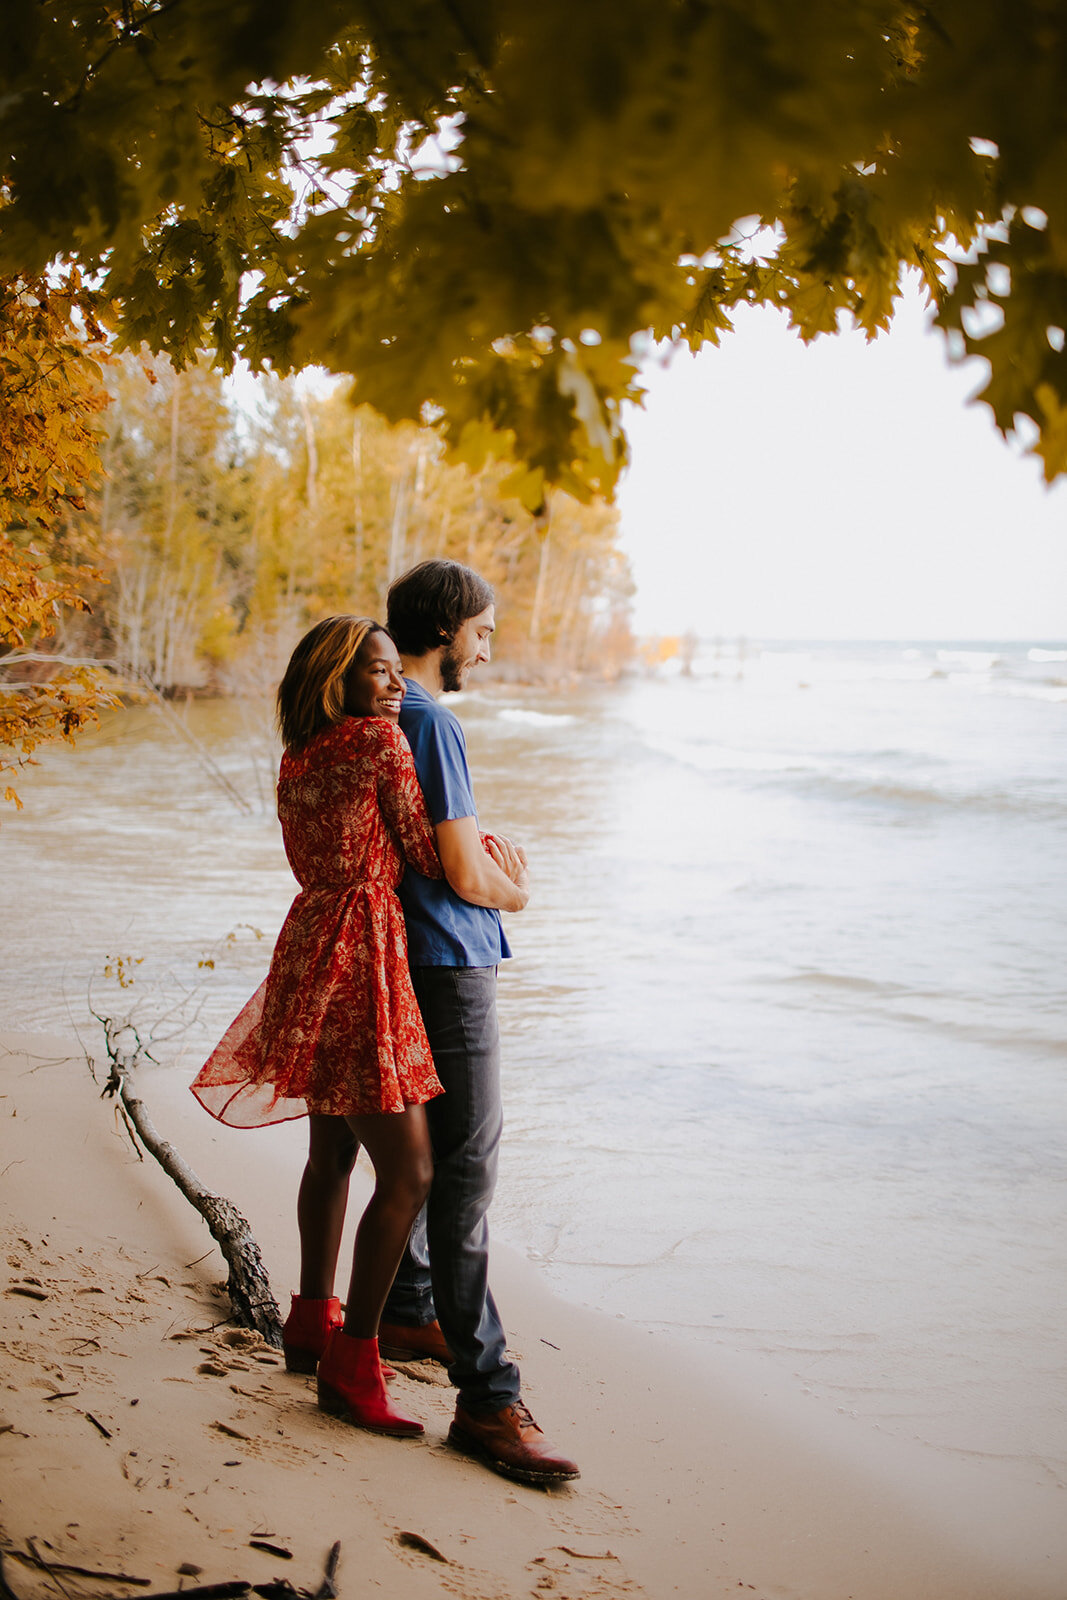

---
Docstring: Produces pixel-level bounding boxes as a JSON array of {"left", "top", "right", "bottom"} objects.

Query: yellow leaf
[{"left": 498, "top": 463, "right": 546, "bottom": 513}]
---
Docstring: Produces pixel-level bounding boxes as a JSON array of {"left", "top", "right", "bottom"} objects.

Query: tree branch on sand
[{"left": 89, "top": 1009, "right": 283, "bottom": 1349}]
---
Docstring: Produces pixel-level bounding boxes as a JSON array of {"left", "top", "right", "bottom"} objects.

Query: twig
[
  {"left": 118, "top": 1586, "right": 251, "bottom": 1600},
  {"left": 396, "top": 1532, "right": 448, "bottom": 1563},
  {"left": 0, "top": 1552, "right": 21, "bottom": 1600},
  {"left": 139, "top": 676, "right": 252, "bottom": 814},
  {"left": 0, "top": 650, "right": 117, "bottom": 670},
  {"left": 16, "top": 1547, "right": 152, "bottom": 1585},
  {"left": 313, "top": 1543, "right": 341, "bottom": 1600},
  {"left": 114, "top": 1096, "right": 146, "bottom": 1161},
  {"left": 4, "top": 1548, "right": 340, "bottom": 1600},
  {"left": 22, "top": 1541, "right": 72, "bottom": 1599}
]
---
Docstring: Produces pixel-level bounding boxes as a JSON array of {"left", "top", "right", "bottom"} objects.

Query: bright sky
[{"left": 616, "top": 278, "right": 1067, "bottom": 641}]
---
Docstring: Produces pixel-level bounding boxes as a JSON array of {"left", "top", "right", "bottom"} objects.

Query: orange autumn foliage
[{"left": 0, "top": 273, "right": 119, "bottom": 809}]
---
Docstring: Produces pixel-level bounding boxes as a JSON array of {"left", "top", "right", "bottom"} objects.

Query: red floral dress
[{"left": 191, "top": 716, "right": 444, "bottom": 1126}]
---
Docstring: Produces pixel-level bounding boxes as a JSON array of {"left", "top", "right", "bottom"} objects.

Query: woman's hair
[
  {"left": 276, "top": 615, "right": 384, "bottom": 752},
  {"left": 387, "top": 558, "right": 494, "bottom": 657}
]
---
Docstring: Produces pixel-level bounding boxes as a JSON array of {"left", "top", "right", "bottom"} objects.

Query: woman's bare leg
[
  {"left": 341, "top": 1105, "right": 433, "bottom": 1339},
  {"left": 297, "top": 1114, "right": 360, "bottom": 1300}
]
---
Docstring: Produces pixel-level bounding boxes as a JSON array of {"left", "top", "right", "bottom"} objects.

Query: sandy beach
[{"left": 2, "top": 1029, "right": 1064, "bottom": 1600}]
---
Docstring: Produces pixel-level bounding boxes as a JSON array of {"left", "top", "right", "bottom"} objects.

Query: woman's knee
[
  {"left": 382, "top": 1147, "right": 432, "bottom": 1218},
  {"left": 350, "top": 1108, "right": 433, "bottom": 1214},
  {"left": 307, "top": 1117, "right": 359, "bottom": 1180}
]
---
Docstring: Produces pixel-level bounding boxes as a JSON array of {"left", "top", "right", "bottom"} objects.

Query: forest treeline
[{"left": 40, "top": 353, "right": 635, "bottom": 700}]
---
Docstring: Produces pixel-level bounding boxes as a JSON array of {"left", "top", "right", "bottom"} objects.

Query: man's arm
[{"left": 436, "top": 816, "right": 529, "bottom": 912}]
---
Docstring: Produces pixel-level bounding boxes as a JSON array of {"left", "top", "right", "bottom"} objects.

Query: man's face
[{"left": 440, "top": 604, "right": 495, "bottom": 692}]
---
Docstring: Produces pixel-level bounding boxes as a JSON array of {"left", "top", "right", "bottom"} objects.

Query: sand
[{"left": 1, "top": 1030, "right": 1064, "bottom": 1600}]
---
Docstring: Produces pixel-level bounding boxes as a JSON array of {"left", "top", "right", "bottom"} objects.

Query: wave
[
  {"left": 782, "top": 768, "right": 1067, "bottom": 820},
  {"left": 681, "top": 642, "right": 1067, "bottom": 700},
  {"left": 979, "top": 678, "right": 1067, "bottom": 703},
  {"left": 638, "top": 728, "right": 1067, "bottom": 818},
  {"left": 496, "top": 707, "right": 577, "bottom": 728},
  {"left": 936, "top": 648, "right": 1001, "bottom": 670},
  {"left": 777, "top": 970, "right": 1067, "bottom": 1055},
  {"left": 783, "top": 969, "right": 912, "bottom": 998}
]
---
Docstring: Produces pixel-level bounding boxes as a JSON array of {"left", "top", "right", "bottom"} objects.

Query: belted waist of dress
[{"left": 298, "top": 877, "right": 393, "bottom": 893}]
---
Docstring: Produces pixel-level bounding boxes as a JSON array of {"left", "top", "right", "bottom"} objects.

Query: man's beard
[{"left": 440, "top": 639, "right": 467, "bottom": 693}]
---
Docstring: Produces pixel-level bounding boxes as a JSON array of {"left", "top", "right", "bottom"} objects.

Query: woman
[{"left": 191, "top": 616, "right": 443, "bottom": 1438}]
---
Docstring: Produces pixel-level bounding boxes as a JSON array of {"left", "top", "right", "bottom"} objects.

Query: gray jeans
[{"left": 384, "top": 964, "right": 521, "bottom": 1415}]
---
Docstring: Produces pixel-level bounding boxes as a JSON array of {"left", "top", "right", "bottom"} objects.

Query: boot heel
[
  {"left": 316, "top": 1376, "right": 346, "bottom": 1417},
  {"left": 316, "top": 1333, "right": 424, "bottom": 1437},
  {"left": 316, "top": 1374, "right": 419, "bottom": 1435},
  {"left": 284, "top": 1344, "right": 320, "bottom": 1375},
  {"left": 280, "top": 1294, "right": 343, "bottom": 1376}
]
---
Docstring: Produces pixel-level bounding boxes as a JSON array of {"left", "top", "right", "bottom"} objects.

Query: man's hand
[
  {"left": 482, "top": 832, "right": 528, "bottom": 885},
  {"left": 438, "top": 816, "right": 529, "bottom": 911}
]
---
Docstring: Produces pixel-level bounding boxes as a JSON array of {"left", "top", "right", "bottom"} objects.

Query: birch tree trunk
[
  {"left": 351, "top": 412, "right": 365, "bottom": 589},
  {"left": 528, "top": 524, "right": 552, "bottom": 645}
]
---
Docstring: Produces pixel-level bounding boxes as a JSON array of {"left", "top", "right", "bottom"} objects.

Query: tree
[
  {"left": 4, "top": 2, "right": 1066, "bottom": 501},
  {"left": 97, "top": 353, "right": 250, "bottom": 689},
  {"left": 0, "top": 273, "right": 118, "bottom": 807},
  {"left": 72, "top": 363, "right": 631, "bottom": 692}
]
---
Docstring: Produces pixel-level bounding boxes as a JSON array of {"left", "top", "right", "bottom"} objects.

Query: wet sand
[{"left": 1, "top": 1031, "right": 1064, "bottom": 1600}]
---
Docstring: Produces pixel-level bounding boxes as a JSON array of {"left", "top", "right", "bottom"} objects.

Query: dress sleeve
[{"left": 370, "top": 720, "right": 444, "bottom": 879}]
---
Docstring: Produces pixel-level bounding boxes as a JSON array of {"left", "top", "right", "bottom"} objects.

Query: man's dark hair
[{"left": 387, "top": 559, "right": 495, "bottom": 657}]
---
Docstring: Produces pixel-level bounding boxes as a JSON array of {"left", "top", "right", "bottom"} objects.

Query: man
[{"left": 377, "top": 558, "right": 579, "bottom": 1487}]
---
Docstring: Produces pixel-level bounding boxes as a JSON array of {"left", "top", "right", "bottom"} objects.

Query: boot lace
[{"left": 511, "top": 1400, "right": 541, "bottom": 1433}]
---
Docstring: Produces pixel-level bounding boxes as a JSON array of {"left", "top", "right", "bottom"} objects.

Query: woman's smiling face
[{"left": 343, "top": 629, "right": 406, "bottom": 721}]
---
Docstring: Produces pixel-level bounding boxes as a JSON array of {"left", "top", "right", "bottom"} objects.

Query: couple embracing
[{"left": 192, "top": 559, "right": 579, "bottom": 1488}]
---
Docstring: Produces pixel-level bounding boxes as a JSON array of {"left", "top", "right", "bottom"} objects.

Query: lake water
[{"left": 3, "top": 639, "right": 1065, "bottom": 1486}]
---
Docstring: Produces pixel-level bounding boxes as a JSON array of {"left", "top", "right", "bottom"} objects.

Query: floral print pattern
[{"left": 191, "top": 716, "right": 444, "bottom": 1126}]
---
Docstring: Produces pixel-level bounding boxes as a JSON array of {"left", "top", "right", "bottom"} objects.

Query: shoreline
[{"left": 2, "top": 1030, "right": 1064, "bottom": 1600}]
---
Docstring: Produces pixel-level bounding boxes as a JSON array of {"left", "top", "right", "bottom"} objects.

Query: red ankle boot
[
  {"left": 281, "top": 1294, "right": 343, "bottom": 1374},
  {"left": 316, "top": 1330, "right": 424, "bottom": 1437}
]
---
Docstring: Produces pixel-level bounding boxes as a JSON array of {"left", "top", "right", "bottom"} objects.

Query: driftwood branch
[{"left": 94, "top": 1016, "right": 282, "bottom": 1349}]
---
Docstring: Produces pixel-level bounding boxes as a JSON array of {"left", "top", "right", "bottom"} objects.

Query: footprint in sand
[{"left": 527, "top": 1545, "right": 649, "bottom": 1600}]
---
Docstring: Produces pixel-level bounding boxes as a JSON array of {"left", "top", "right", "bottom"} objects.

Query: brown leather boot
[
  {"left": 281, "top": 1294, "right": 343, "bottom": 1374},
  {"left": 448, "top": 1400, "right": 580, "bottom": 1485},
  {"left": 317, "top": 1331, "right": 423, "bottom": 1437},
  {"left": 378, "top": 1318, "right": 453, "bottom": 1365}
]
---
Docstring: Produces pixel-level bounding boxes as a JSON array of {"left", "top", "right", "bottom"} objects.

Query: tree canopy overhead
[{"left": 4, "top": 2, "right": 1067, "bottom": 506}]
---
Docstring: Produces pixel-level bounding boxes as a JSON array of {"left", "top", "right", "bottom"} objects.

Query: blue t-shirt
[{"left": 398, "top": 679, "right": 511, "bottom": 968}]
